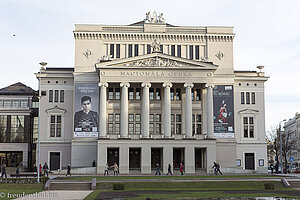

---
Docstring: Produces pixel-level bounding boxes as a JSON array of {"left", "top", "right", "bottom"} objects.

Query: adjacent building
[
  {"left": 36, "top": 12, "right": 269, "bottom": 174},
  {"left": 0, "top": 82, "right": 38, "bottom": 170}
]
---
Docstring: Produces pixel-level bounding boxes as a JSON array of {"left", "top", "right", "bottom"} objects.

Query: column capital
[
  {"left": 120, "top": 82, "right": 130, "bottom": 88},
  {"left": 184, "top": 83, "right": 194, "bottom": 88},
  {"left": 141, "top": 82, "right": 151, "bottom": 88},
  {"left": 98, "top": 82, "right": 108, "bottom": 87},
  {"left": 163, "top": 82, "right": 173, "bottom": 88},
  {"left": 205, "top": 83, "right": 215, "bottom": 89}
]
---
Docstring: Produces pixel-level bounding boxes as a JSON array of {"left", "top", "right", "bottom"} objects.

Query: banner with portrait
[
  {"left": 74, "top": 83, "right": 99, "bottom": 137},
  {"left": 213, "top": 85, "right": 234, "bottom": 138}
]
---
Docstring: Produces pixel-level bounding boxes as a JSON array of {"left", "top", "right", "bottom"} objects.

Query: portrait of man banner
[
  {"left": 74, "top": 83, "right": 99, "bottom": 137},
  {"left": 213, "top": 85, "right": 234, "bottom": 138}
]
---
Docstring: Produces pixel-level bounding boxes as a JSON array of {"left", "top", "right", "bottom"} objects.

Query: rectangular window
[
  {"left": 110, "top": 44, "right": 114, "bottom": 58},
  {"left": 108, "top": 114, "right": 114, "bottom": 122},
  {"left": 149, "top": 88, "right": 154, "bottom": 100},
  {"left": 128, "top": 44, "right": 133, "bottom": 57},
  {"left": 241, "top": 92, "right": 245, "bottom": 104},
  {"left": 149, "top": 114, "right": 154, "bottom": 122},
  {"left": 12, "top": 100, "right": 19, "bottom": 108},
  {"left": 135, "top": 123, "right": 141, "bottom": 134},
  {"left": 0, "top": 100, "right": 3, "bottom": 107},
  {"left": 149, "top": 123, "right": 154, "bottom": 134},
  {"left": 170, "top": 88, "right": 174, "bottom": 101},
  {"left": 156, "top": 88, "right": 161, "bottom": 100},
  {"left": 172, "top": 114, "right": 182, "bottom": 135},
  {"left": 129, "top": 114, "right": 134, "bottom": 122},
  {"left": 156, "top": 114, "right": 161, "bottom": 122},
  {"left": 3, "top": 100, "right": 11, "bottom": 108},
  {"left": 108, "top": 88, "right": 114, "bottom": 100},
  {"left": 56, "top": 116, "right": 61, "bottom": 137},
  {"left": 10, "top": 116, "right": 25, "bottom": 142},
  {"left": 156, "top": 123, "right": 161, "bottom": 134},
  {"left": 196, "top": 89, "right": 201, "bottom": 101},
  {"left": 136, "top": 114, "right": 141, "bottom": 122},
  {"left": 192, "top": 89, "right": 195, "bottom": 101},
  {"left": 60, "top": 90, "right": 64, "bottom": 102},
  {"left": 160, "top": 45, "right": 163, "bottom": 53},
  {"left": 189, "top": 45, "right": 194, "bottom": 60},
  {"left": 136, "top": 88, "right": 141, "bottom": 100},
  {"left": 50, "top": 116, "right": 56, "bottom": 137},
  {"left": 115, "top": 123, "right": 120, "bottom": 134},
  {"left": 147, "top": 44, "right": 151, "bottom": 54},
  {"left": 128, "top": 123, "right": 134, "bottom": 134},
  {"left": 20, "top": 100, "right": 27, "bottom": 108},
  {"left": 134, "top": 44, "right": 139, "bottom": 56},
  {"left": 171, "top": 45, "right": 175, "bottom": 56},
  {"left": 108, "top": 123, "right": 113, "bottom": 134},
  {"left": 116, "top": 44, "right": 120, "bottom": 58},
  {"left": 50, "top": 115, "right": 61, "bottom": 137},
  {"left": 129, "top": 88, "right": 134, "bottom": 100},
  {"left": 176, "top": 124, "right": 182, "bottom": 134},
  {"left": 54, "top": 90, "right": 59, "bottom": 102},
  {"left": 177, "top": 45, "right": 181, "bottom": 57},
  {"left": 176, "top": 114, "right": 181, "bottom": 122},
  {"left": 115, "top": 88, "right": 120, "bottom": 100},
  {"left": 251, "top": 92, "right": 255, "bottom": 104},
  {"left": 115, "top": 114, "right": 120, "bottom": 122},
  {"left": 244, "top": 117, "right": 254, "bottom": 138},
  {"left": 246, "top": 92, "right": 250, "bottom": 104},
  {"left": 195, "top": 45, "right": 200, "bottom": 60},
  {"left": 175, "top": 89, "right": 181, "bottom": 100},
  {"left": 49, "top": 90, "right": 53, "bottom": 102}
]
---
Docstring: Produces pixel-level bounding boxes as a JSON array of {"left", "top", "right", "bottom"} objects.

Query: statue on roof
[
  {"left": 158, "top": 13, "right": 165, "bottom": 23},
  {"left": 152, "top": 39, "right": 161, "bottom": 53},
  {"left": 145, "top": 11, "right": 151, "bottom": 23},
  {"left": 144, "top": 11, "right": 166, "bottom": 23}
]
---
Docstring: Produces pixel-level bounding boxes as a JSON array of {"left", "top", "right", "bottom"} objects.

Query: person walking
[
  {"left": 43, "top": 162, "right": 49, "bottom": 177},
  {"left": 113, "top": 163, "right": 119, "bottom": 176},
  {"left": 1, "top": 164, "right": 7, "bottom": 178},
  {"left": 16, "top": 165, "right": 20, "bottom": 178},
  {"left": 212, "top": 162, "right": 218, "bottom": 175},
  {"left": 179, "top": 163, "right": 184, "bottom": 176},
  {"left": 216, "top": 162, "right": 223, "bottom": 175},
  {"left": 39, "top": 164, "right": 42, "bottom": 177},
  {"left": 104, "top": 163, "right": 109, "bottom": 176},
  {"left": 66, "top": 164, "right": 71, "bottom": 176},
  {"left": 166, "top": 164, "right": 173, "bottom": 176},
  {"left": 155, "top": 163, "right": 161, "bottom": 175}
]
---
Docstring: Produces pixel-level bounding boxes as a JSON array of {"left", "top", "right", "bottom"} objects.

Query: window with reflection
[{"left": 10, "top": 116, "right": 25, "bottom": 142}]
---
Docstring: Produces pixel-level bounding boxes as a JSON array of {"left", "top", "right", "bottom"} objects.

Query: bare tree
[
  {"left": 266, "top": 127, "right": 278, "bottom": 171},
  {"left": 281, "top": 129, "right": 299, "bottom": 172}
]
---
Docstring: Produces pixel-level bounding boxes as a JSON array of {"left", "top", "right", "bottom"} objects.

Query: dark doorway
[
  {"left": 129, "top": 148, "right": 141, "bottom": 169},
  {"left": 0, "top": 151, "right": 23, "bottom": 167},
  {"left": 107, "top": 148, "right": 119, "bottom": 166},
  {"left": 151, "top": 148, "right": 163, "bottom": 169},
  {"left": 245, "top": 153, "right": 255, "bottom": 170},
  {"left": 50, "top": 152, "right": 60, "bottom": 171},
  {"left": 173, "top": 148, "right": 185, "bottom": 169},
  {"left": 195, "top": 148, "right": 206, "bottom": 169}
]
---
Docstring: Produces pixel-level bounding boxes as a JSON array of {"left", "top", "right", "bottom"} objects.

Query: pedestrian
[
  {"left": 43, "top": 162, "right": 49, "bottom": 177},
  {"left": 104, "top": 163, "right": 109, "bottom": 176},
  {"left": 39, "top": 164, "right": 42, "bottom": 177},
  {"left": 1, "top": 164, "right": 7, "bottom": 178},
  {"left": 179, "top": 163, "right": 184, "bottom": 175},
  {"left": 33, "top": 163, "right": 37, "bottom": 174},
  {"left": 113, "top": 163, "right": 119, "bottom": 176},
  {"left": 92, "top": 160, "right": 96, "bottom": 167},
  {"left": 166, "top": 164, "right": 172, "bottom": 176},
  {"left": 270, "top": 164, "right": 274, "bottom": 174},
  {"left": 16, "top": 165, "right": 20, "bottom": 178},
  {"left": 66, "top": 164, "right": 71, "bottom": 176},
  {"left": 20, "top": 161, "right": 23, "bottom": 172},
  {"left": 216, "top": 162, "right": 222, "bottom": 175},
  {"left": 155, "top": 163, "right": 161, "bottom": 175},
  {"left": 212, "top": 162, "right": 218, "bottom": 175}
]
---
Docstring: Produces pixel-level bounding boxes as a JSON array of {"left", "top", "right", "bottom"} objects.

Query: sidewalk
[{"left": 15, "top": 191, "right": 92, "bottom": 200}]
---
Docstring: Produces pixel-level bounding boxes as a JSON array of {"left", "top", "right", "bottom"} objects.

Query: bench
[{"left": 10, "top": 173, "right": 37, "bottom": 178}]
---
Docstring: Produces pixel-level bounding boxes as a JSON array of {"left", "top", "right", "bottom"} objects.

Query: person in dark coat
[
  {"left": 43, "top": 162, "right": 49, "bottom": 177},
  {"left": 166, "top": 164, "right": 173, "bottom": 176},
  {"left": 155, "top": 163, "right": 161, "bottom": 175},
  {"left": 66, "top": 164, "right": 71, "bottom": 176},
  {"left": 16, "top": 165, "right": 20, "bottom": 178},
  {"left": 1, "top": 164, "right": 7, "bottom": 178}
]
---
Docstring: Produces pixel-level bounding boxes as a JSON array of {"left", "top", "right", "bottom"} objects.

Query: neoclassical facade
[{"left": 36, "top": 12, "right": 268, "bottom": 174}]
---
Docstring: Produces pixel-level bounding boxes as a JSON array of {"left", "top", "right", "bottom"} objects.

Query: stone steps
[
  {"left": 288, "top": 181, "right": 300, "bottom": 189},
  {"left": 50, "top": 182, "right": 92, "bottom": 190}
]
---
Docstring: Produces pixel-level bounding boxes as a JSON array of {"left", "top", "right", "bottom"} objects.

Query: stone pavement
[{"left": 15, "top": 190, "right": 92, "bottom": 200}]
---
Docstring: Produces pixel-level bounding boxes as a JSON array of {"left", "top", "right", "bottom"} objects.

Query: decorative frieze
[{"left": 125, "top": 57, "right": 188, "bottom": 67}]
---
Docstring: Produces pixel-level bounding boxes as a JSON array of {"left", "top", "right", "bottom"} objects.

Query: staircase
[
  {"left": 50, "top": 180, "right": 92, "bottom": 190},
  {"left": 287, "top": 181, "right": 300, "bottom": 189}
]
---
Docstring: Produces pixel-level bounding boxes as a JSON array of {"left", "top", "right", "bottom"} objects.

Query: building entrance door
[
  {"left": 245, "top": 153, "right": 255, "bottom": 170},
  {"left": 129, "top": 148, "right": 141, "bottom": 169},
  {"left": 195, "top": 148, "right": 206, "bottom": 169},
  {"left": 151, "top": 148, "right": 163, "bottom": 169},
  {"left": 107, "top": 148, "right": 119, "bottom": 166},
  {"left": 50, "top": 152, "right": 60, "bottom": 171},
  {"left": 173, "top": 148, "right": 185, "bottom": 169}
]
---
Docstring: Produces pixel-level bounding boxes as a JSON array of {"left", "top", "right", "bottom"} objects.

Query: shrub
[
  {"left": 264, "top": 182, "right": 275, "bottom": 190},
  {"left": 113, "top": 183, "right": 125, "bottom": 190}
]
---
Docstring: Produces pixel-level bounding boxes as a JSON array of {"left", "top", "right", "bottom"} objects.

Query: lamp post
[
  {"left": 37, "top": 62, "right": 47, "bottom": 183},
  {"left": 279, "top": 119, "right": 286, "bottom": 174}
]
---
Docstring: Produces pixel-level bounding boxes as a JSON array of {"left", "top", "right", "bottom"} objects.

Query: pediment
[
  {"left": 96, "top": 53, "right": 218, "bottom": 70},
  {"left": 45, "top": 106, "right": 67, "bottom": 114},
  {"left": 238, "top": 109, "right": 259, "bottom": 114}
]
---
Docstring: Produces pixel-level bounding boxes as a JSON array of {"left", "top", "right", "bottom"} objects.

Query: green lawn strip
[
  {"left": 0, "top": 183, "right": 44, "bottom": 200},
  {"left": 83, "top": 190, "right": 102, "bottom": 200},
  {"left": 131, "top": 192, "right": 298, "bottom": 199},
  {"left": 60, "top": 174, "right": 277, "bottom": 181},
  {"left": 96, "top": 181, "right": 288, "bottom": 191}
]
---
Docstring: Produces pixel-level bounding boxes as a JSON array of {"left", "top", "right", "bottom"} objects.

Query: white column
[
  {"left": 98, "top": 82, "right": 108, "bottom": 138},
  {"left": 206, "top": 84, "right": 215, "bottom": 138},
  {"left": 141, "top": 82, "right": 151, "bottom": 138},
  {"left": 163, "top": 82, "right": 172, "bottom": 138},
  {"left": 120, "top": 82, "right": 130, "bottom": 138},
  {"left": 184, "top": 83, "right": 194, "bottom": 138}
]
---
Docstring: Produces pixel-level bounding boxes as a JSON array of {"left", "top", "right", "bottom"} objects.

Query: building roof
[{"left": 0, "top": 82, "right": 36, "bottom": 95}]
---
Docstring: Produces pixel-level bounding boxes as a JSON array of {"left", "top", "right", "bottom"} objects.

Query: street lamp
[
  {"left": 37, "top": 62, "right": 47, "bottom": 183},
  {"left": 279, "top": 119, "right": 286, "bottom": 174}
]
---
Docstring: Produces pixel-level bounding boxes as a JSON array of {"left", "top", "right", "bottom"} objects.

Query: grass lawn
[
  {"left": 83, "top": 181, "right": 299, "bottom": 200},
  {"left": 0, "top": 183, "right": 44, "bottom": 200}
]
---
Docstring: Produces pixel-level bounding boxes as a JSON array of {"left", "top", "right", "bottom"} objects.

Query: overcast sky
[{"left": 1, "top": 0, "right": 299, "bottom": 132}]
